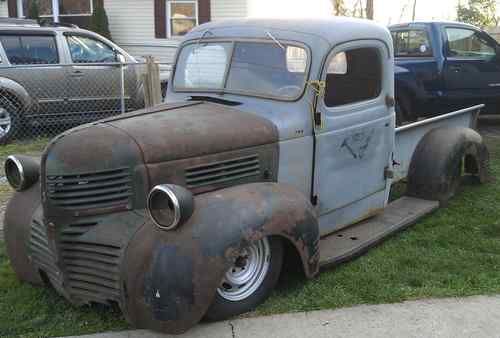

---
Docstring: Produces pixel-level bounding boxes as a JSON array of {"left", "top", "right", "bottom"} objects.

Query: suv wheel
[{"left": 0, "top": 100, "right": 20, "bottom": 144}]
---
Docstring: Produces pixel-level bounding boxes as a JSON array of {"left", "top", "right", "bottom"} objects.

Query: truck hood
[{"left": 103, "top": 101, "right": 278, "bottom": 164}]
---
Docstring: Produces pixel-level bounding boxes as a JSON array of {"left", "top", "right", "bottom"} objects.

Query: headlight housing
[
  {"left": 147, "top": 184, "right": 194, "bottom": 230},
  {"left": 5, "top": 155, "right": 40, "bottom": 191}
]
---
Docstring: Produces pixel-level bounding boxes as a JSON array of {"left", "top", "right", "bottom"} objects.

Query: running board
[{"left": 319, "top": 197, "right": 439, "bottom": 268}]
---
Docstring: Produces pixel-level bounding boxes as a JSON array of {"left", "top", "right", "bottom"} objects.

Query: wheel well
[
  {"left": 0, "top": 88, "right": 24, "bottom": 112},
  {"left": 275, "top": 235, "right": 308, "bottom": 278}
]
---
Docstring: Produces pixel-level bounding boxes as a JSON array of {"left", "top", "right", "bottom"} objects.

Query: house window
[
  {"left": 168, "top": 0, "right": 198, "bottom": 38},
  {"left": 19, "top": 0, "right": 93, "bottom": 17}
]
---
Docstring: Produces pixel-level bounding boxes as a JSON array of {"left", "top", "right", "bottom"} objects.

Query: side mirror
[{"left": 116, "top": 52, "right": 126, "bottom": 63}]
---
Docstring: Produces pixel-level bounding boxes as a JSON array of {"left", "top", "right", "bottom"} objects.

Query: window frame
[
  {"left": 167, "top": 0, "right": 199, "bottom": 38},
  {"left": 17, "top": 0, "right": 94, "bottom": 18},
  {"left": 0, "top": 32, "right": 60, "bottom": 65},
  {"left": 64, "top": 33, "right": 117, "bottom": 64},
  {"left": 171, "top": 38, "right": 312, "bottom": 102},
  {"left": 444, "top": 26, "right": 497, "bottom": 60},
  {"left": 391, "top": 28, "right": 434, "bottom": 58},
  {"left": 319, "top": 40, "right": 388, "bottom": 115}
]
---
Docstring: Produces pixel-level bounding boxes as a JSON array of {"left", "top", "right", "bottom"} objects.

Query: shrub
[{"left": 90, "top": 6, "right": 112, "bottom": 40}]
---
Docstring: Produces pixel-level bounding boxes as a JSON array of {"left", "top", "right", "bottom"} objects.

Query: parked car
[
  {"left": 390, "top": 21, "right": 500, "bottom": 124},
  {"left": 3, "top": 18, "right": 489, "bottom": 334},
  {"left": 0, "top": 18, "right": 168, "bottom": 144}
]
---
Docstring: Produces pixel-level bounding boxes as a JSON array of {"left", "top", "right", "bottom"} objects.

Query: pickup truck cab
[
  {"left": 390, "top": 21, "right": 500, "bottom": 124},
  {"left": 3, "top": 18, "right": 490, "bottom": 334}
]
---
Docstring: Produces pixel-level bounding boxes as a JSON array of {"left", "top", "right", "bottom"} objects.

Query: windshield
[{"left": 173, "top": 41, "right": 309, "bottom": 100}]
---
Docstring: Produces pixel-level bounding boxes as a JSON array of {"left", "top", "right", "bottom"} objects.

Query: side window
[
  {"left": 66, "top": 35, "right": 116, "bottom": 63},
  {"left": 391, "top": 30, "right": 433, "bottom": 57},
  {"left": 0, "top": 35, "right": 58, "bottom": 65},
  {"left": 446, "top": 28, "right": 495, "bottom": 59},
  {"left": 324, "top": 47, "right": 382, "bottom": 107}
]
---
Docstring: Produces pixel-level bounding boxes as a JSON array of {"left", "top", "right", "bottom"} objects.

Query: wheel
[
  {"left": 0, "top": 99, "right": 20, "bottom": 144},
  {"left": 204, "top": 237, "right": 283, "bottom": 321},
  {"left": 395, "top": 93, "right": 416, "bottom": 126}
]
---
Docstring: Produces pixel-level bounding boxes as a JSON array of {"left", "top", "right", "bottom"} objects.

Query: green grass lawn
[{"left": 1, "top": 137, "right": 500, "bottom": 337}]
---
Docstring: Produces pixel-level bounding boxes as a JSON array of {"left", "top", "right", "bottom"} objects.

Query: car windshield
[{"left": 173, "top": 41, "right": 309, "bottom": 100}]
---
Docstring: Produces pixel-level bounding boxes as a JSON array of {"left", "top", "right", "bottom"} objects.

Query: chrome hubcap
[
  {"left": 217, "top": 237, "right": 271, "bottom": 301},
  {"left": 0, "top": 107, "right": 11, "bottom": 137}
]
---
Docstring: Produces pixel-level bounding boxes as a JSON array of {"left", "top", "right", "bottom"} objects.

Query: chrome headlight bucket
[
  {"left": 5, "top": 155, "right": 40, "bottom": 191},
  {"left": 147, "top": 184, "right": 194, "bottom": 230}
]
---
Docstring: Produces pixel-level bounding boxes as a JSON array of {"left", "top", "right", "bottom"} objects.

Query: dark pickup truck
[{"left": 390, "top": 21, "right": 500, "bottom": 124}]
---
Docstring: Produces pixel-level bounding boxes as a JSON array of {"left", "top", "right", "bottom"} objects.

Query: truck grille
[
  {"left": 185, "top": 154, "right": 261, "bottom": 188},
  {"left": 46, "top": 168, "right": 132, "bottom": 210},
  {"left": 60, "top": 228, "right": 121, "bottom": 303},
  {"left": 30, "top": 219, "right": 62, "bottom": 287}
]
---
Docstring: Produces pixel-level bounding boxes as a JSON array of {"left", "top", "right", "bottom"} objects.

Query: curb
[{"left": 60, "top": 295, "right": 500, "bottom": 338}]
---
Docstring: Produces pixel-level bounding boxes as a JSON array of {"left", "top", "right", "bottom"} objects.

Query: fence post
[
  {"left": 120, "top": 62, "right": 126, "bottom": 114},
  {"left": 143, "top": 56, "right": 162, "bottom": 108}
]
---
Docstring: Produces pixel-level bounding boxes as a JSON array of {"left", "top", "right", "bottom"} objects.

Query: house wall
[
  {"left": 103, "top": 0, "right": 248, "bottom": 64},
  {"left": 0, "top": 2, "right": 9, "bottom": 17}
]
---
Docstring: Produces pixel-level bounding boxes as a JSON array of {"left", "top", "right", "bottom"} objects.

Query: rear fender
[
  {"left": 122, "top": 182, "right": 319, "bottom": 334},
  {"left": 407, "top": 127, "right": 490, "bottom": 202}
]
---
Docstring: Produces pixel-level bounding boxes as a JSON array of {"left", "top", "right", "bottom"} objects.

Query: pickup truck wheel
[
  {"left": 0, "top": 100, "right": 20, "bottom": 145},
  {"left": 204, "top": 237, "right": 283, "bottom": 321}
]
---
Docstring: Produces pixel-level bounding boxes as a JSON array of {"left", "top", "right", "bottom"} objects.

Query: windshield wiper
[
  {"left": 266, "top": 31, "right": 285, "bottom": 50},
  {"left": 188, "top": 96, "right": 242, "bottom": 106},
  {"left": 196, "top": 29, "right": 214, "bottom": 49}
]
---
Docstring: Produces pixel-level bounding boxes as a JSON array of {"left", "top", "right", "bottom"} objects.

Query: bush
[
  {"left": 90, "top": 6, "right": 112, "bottom": 40},
  {"left": 27, "top": 0, "right": 40, "bottom": 22}
]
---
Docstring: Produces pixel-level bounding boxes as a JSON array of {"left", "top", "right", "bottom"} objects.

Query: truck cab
[
  {"left": 3, "top": 18, "right": 490, "bottom": 335},
  {"left": 390, "top": 21, "right": 500, "bottom": 123}
]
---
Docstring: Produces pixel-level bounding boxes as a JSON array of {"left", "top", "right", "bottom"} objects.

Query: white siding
[
  {"left": 0, "top": 2, "right": 9, "bottom": 17},
  {"left": 103, "top": 0, "right": 248, "bottom": 64},
  {"left": 211, "top": 0, "right": 248, "bottom": 21}
]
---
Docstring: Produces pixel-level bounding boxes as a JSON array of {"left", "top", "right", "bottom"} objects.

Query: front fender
[{"left": 122, "top": 182, "right": 319, "bottom": 334}]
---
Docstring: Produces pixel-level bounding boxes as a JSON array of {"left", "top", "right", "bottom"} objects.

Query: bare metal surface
[{"left": 319, "top": 196, "right": 439, "bottom": 267}]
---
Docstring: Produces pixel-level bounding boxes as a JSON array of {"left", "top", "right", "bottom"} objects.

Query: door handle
[
  {"left": 450, "top": 65, "right": 462, "bottom": 73},
  {"left": 70, "top": 70, "right": 84, "bottom": 78}
]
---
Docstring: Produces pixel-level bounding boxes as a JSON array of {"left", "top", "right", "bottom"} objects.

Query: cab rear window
[
  {"left": 0, "top": 35, "right": 59, "bottom": 65},
  {"left": 391, "top": 30, "right": 433, "bottom": 57}
]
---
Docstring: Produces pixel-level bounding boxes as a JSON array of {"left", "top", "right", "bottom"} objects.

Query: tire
[
  {"left": 0, "top": 98, "right": 20, "bottom": 145},
  {"left": 395, "top": 93, "right": 416, "bottom": 126},
  {"left": 204, "top": 237, "right": 284, "bottom": 321}
]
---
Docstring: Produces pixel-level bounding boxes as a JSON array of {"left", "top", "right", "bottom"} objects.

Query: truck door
[
  {"left": 313, "top": 40, "right": 394, "bottom": 236},
  {"left": 443, "top": 26, "right": 500, "bottom": 110}
]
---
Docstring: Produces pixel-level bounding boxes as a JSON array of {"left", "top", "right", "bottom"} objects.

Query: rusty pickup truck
[{"left": 3, "top": 17, "right": 490, "bottom": 334}]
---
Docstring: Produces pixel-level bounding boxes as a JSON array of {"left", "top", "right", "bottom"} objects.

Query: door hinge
[
  {"left": 385, "top": 95, "right": 395, "bottom": 108},
  {"left": 384, "top": 167, "right": 394, "bottom": 180},
  {"left": 311, "top": 195, "right": 319, "bottom": 206}
]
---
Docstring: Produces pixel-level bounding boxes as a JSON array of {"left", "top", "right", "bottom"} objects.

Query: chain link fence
[{"left": 0, "top": 61, "right": 169, "bottom": 145}]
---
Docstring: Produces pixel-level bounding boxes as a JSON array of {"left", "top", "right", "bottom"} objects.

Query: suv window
[
  {"left": 446, "top": 28, "right": 495, "bottom": 59},
  {"left": 66, "top": 35, "right": 116, "bottom": 63},
  {"left": 0, "top": 35, "right": 58, "bottom": 65},
  {"left": 391, "top": 30, "right": 432, "bottom": 57},
  {"left": 324, "top": 47, "right": 382, "bottom": 107}
]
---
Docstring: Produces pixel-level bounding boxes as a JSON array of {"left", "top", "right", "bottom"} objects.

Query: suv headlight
[
  {"left": 5, "top": 155, "right": 40, "bottom": 191},
  {"left": 147, "top": 184, "right": 194, "bottom": 230}
]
